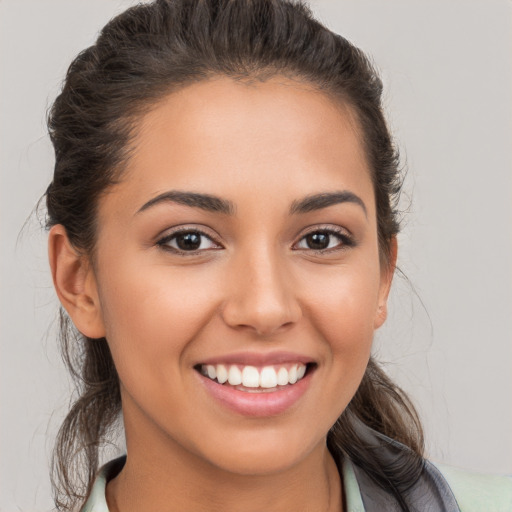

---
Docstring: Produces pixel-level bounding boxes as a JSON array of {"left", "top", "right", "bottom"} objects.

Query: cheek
[
  {"left": 304, "top": 261, "right": 381, "bottom": 387},
  {"left": 95, "top": 258, "right": 222, "bottom": 379},
  {"left": 309, "top": 263, "right": 381, "bottom": 341}
]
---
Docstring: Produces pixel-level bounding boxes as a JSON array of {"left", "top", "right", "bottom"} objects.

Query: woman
[{"left": 44, "top": 1, "right": 511, "bottom": 511}]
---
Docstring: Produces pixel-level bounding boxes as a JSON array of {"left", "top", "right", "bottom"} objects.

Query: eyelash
[{"left": 156, "top": 226, "right": 355, "bottom": 256}]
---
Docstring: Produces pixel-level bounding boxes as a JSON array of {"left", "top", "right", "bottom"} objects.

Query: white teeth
[
  {"left": 260, "top": 366, "right": 277, "bottom": 388},
  {"left": 276, "top": 367, "right": 289, "bottom": 386},
  {"left": 206, "top": 365, "right": 216, "bottom": 380},
  {"left": 216, "top": 364, "right": 228, "bottom": 384},
  {"left": 288, "top": 365, "right": 298, "bottom": 384},
  {"left": 227, "top": 365, "right": 242, "bottom": 386},
  {"left": 201, "top": 363, "right": 308, "bottom": 388},
  {"left": 242, "top": 366, "right": 260, "bottom": 387}
]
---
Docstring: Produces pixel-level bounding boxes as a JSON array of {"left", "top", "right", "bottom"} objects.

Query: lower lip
[{"left": 197, "top": 369, "right": 314, "bottom": 417}]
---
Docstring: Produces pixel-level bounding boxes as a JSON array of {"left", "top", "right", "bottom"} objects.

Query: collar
[{"left": 80, "top": 455, "right": 366, "bottom": 512}]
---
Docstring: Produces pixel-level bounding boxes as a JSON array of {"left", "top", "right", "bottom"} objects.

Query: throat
[{"left": 104, "top": 445, "right": 343, "bottom": 512}]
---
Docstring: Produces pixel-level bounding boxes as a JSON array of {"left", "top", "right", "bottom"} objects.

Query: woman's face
[{"left": 85, "top": 77, "right": 394, "bottom": 475}]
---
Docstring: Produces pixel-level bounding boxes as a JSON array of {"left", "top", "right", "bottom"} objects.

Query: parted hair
[{"left": 46, "top": 1, "right": 423, "bottom": 510}]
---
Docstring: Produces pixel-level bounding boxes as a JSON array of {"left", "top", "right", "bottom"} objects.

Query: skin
[{"left": 49, "top": 76, "right": 396, "bottom": 512}]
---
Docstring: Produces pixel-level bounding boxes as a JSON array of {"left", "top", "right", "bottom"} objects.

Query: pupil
[
  {"left": 177, "top": 232, "right": 201, "bottom": 250},
  {"left": 307, "top": 232, "right": 329, "bottom": 250}
]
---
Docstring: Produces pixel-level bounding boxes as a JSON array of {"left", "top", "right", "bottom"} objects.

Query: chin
[{"left": 194, "top": 428, "right": 325, "bottom": 476}]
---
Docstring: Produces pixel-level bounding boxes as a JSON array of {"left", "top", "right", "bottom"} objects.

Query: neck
[{"left": 106, "top": 413, "right": 343, "bottom": 512}]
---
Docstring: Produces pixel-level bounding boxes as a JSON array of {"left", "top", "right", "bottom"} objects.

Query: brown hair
[{"left": 46, "top": 0, "right": 423, "bottom": 509}]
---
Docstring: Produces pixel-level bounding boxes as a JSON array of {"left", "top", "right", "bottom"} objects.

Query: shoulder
[{"left": 433, "top": 462, "right": 512, "bottom": 512}]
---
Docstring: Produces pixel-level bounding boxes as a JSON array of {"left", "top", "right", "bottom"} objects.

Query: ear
[
  {"left": 374, "top": 235, "right": 398, "bottom": 329},
  {"left": 48, "top": 225, "right": 106, "bottom": 339}
]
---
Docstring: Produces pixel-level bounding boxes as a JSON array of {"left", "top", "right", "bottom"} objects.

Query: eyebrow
[
  {"left": 137, "top": 190, "right": 236, "bottom": 215},
  {"left": 137, "top": 189, "right": 367, "bottom": 217},
  {"left": 289, "top": 191, "right": 367, "bottom": 217}
]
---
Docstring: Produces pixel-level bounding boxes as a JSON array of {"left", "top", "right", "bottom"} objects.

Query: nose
[{"left": 220, "top": 249, "right": 302, "bottom": 337}]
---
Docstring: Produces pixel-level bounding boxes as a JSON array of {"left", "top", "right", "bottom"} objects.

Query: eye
[
  {"left": 157, "top": 229, "right": 221, "bottom": 253},
  {"left": 294, "top": 228, "right": 354, "bottom": 252}
]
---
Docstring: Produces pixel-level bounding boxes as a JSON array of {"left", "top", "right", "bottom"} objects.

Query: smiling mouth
[{"left": 194, "top": 363, "right": 315, "bottom": 392}]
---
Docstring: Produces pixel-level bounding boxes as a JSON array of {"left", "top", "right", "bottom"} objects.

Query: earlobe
[
  {"left": 48, "top": 225, "right": 106, "bottom": 339},
  {"left": 374, "top": 303, "right": 388, "bottom": 329},
  {"left": 374, "top": 236, "right": 398, "bottom": 329}
]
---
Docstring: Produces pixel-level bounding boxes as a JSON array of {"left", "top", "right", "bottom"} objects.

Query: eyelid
[
  {"left": 293, "top": 225, "right": 355, "bottom": 252},
  {"left": 156, "top": 225, "right": 223, "bottom": 254},
  {"left": 154, "top": 223, "right": 355, "bottom": 255}
]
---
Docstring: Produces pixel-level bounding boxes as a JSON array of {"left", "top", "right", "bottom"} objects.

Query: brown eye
[
  {"left": 175, "top": 232, "right": 202, "bottom": 250},
  {"left": 295, "top": 229, "right": 354, "bottom": 252},
  {"left": 304, "top": 232, "right": 330, "bottom": 250},
  {"left": 157, "top": 229, "right": 220, "bottom": 253}
]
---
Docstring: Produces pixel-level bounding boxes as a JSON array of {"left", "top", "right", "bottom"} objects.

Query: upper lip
[{"left": 196, "top": 351, "right": 315, "bottom": 367}]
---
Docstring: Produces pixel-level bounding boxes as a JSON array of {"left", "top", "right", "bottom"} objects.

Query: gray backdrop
[{"left": 1, "top": 0, "right": 511, "bottom": 509}]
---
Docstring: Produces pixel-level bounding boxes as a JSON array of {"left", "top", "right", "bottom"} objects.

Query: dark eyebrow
[
  {"left": 289, "top": 191, "right": 367, "bottom": 217},
  {"left": 137, "top": 189, "right": 366, "bottom": 217},
  {"left": 136, "top": 190, "right": 236, "bottom": 216}
]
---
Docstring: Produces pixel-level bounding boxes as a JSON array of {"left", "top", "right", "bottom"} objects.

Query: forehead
[{"left": 109, "top": 76, "right": 374, "bottom": 216}]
